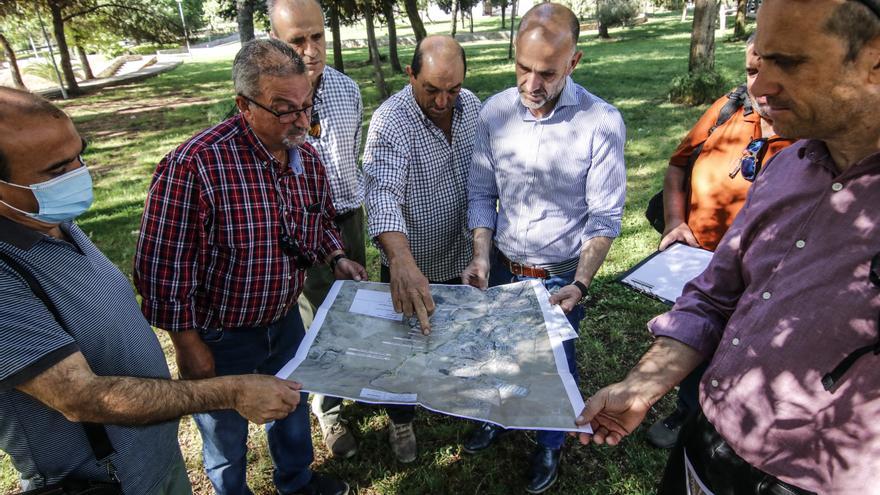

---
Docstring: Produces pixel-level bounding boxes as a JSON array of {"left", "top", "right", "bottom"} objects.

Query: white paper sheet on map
[
  {"left": 276, "top": 280, "right": 591, "bottom": 432},
  {"left": 619, "top": 242, "right": 714, "bottom": 305}
]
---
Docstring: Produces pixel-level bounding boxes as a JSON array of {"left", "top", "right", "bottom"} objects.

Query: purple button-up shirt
[{"left": 650, "top": 140, "right": 880, "bottom": 494}]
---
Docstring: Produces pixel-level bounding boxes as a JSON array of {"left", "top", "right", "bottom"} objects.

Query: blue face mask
[{"left": 0, "top": 164, "right": 94, "bottom": 223}]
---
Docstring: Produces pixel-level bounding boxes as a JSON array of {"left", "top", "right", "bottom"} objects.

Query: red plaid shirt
[{"left": 134, "top": 114, "right": 344, "bottom": 331}]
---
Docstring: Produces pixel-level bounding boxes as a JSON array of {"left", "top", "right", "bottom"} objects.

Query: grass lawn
[{"left": 1, "top": 12, "right": 753, "bottom": 494}]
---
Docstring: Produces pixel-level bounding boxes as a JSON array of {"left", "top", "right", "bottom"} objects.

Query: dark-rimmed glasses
[
  {"left": 238, "top": 94, "right": 316, "bottom": 124},
  {"left": 730, "top": 138, "right": 769, "bottom": 182},
  {"left": 822, "top": 252, "right": 880, "bottom": 391}
]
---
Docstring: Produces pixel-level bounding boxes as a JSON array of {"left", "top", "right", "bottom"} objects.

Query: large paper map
[{"left": 276, "top": 280, "right": 590, "bottom": 432}]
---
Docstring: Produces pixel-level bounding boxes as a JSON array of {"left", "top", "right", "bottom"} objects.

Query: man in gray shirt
[
  {"left": 0, "top": 88, "right": 300, "bottom": 494},
  {"left": 363, "top": 35, "right": 480, "bottom": 463}
]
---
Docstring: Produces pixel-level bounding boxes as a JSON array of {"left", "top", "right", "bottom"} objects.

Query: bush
[
  {"left": 668, "top": 69, "right": 728, "bottom": 105},
  {"left": 597, "top": 0, "right": 641, "bottom": 28}
]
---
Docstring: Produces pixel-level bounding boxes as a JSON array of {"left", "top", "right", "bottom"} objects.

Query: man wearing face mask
[
  {"left": 134, "top": 40, "right": 364, "bottom": 495},
  {"left": 362, "top": 35, "right": 480, "bottom": 463},
  {"left": 462, "top": 3, "right": 625, "bottom": 493},
  {"left": 0, "top": 89, "right": 304, "bottom": 493}
]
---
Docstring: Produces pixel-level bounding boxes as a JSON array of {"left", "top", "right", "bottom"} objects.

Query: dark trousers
[
  {"left": 379, "top": 264, "right": 461, "bottom": 424},
  {"left": 658, "top": 411, "right": 816, "bottom": 495}
]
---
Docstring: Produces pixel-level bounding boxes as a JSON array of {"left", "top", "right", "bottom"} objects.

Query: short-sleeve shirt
[
  {"left": 0, "top": 217, "right": 179, "bottom": 493},
  {"left": 668, "top": 92, "right": 794, "bottom": 250}
]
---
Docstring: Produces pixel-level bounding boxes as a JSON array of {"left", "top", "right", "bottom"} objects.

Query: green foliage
[
  {"left": 23, "top": 59, "right": 84, "bottom": 83},
  {"left": 668, "top": 69, "right": 728, "bottom": 105},
  {"left": 597, "top": 0, "right": 641, "bottom": 28}
]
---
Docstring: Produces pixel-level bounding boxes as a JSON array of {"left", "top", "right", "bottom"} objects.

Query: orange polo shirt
[{"left": 669, "top": 93, "right": 794, "bottom": 250}]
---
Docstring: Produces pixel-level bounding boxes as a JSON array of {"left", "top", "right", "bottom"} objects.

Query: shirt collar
[
  {"left": 518, "top": 76, "right": 576, "bottom": 122},
  {"left": 798, "top": 139, "right": 880, "bottom": 177},
  {"left": 0, "top": 216, "right": 49, "bottom": 251}
]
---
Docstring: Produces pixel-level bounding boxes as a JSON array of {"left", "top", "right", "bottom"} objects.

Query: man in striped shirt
[
  {"left": 462, "top": 3, "right": 626, "bottom": 493},
  {"left": 135, "top": 40, "right": 364, "bottom": 495},
  {"left": 269, "top": 0, "right": 367, "bottom": 460},
  {"left": 0, "top": 88, "right": 300, "bottom": 494},
  {"left": 363, "top": 35, "right": 481, "bottom": 463}
]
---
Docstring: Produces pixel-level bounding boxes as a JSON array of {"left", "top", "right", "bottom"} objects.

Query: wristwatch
[
  {"left": 571, "top": 280, "right": 589, "bottom": 299},
  {"left": 329, "top": 253, "right": 347, "bottom": 272}
]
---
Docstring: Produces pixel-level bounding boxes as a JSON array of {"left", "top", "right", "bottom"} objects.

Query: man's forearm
[
  {"left": 662, "top": 165, "right": 689, "bottom": 227},
  {"left": 574, "top": 236, "right": 613, "bottom": 287},
  {"left": 377, "top": 231, "right": 415, "bottom": 267},
  {"left": 622, "top": 336, "right": 704, "bottom": 406},
  {"left": 471, "top": 227, "right": 493, "bottom": 262},
  {"left": 86, "top": 374, "right": 244, "bottom": 425}
]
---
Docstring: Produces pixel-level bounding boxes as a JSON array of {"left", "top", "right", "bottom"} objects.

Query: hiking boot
[
  {"left": 323, "top": 421, "right": 357, "bottom": 459},
  {"left": 388, "top": 421, "right": 417, "bottom": 463},
  {"left": 646, "top": 405, "right": 690, "bottom": 449}
]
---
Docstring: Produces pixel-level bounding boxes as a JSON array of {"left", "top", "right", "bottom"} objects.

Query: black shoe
[
  {"left": 462, "top": 422, "right": 506, "bottom": 454},
  {"left": 290, "top": 473, "right": 350, "bottom": 495},
  {"left": 526, "top": 446, "right": 561, "bottom": 494},
  {"left": 646, "top": 405, "right": 690, "bottom": 449}
]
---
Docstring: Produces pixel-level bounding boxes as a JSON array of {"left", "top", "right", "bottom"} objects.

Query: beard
[
  {"left": 281, "top": 126, "right": 308, "bottom": 148},
  {"left": 518, "top": 79, "right": 566, "bottom": 111}
]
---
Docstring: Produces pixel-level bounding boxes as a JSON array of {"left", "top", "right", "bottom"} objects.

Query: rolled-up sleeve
[
  {"left": 363, "top": 109, "right": 411, "bottom": 240},
  {"left": 649, "top": 212, "right": 747, "bottom": 357},
  {"left": 133, "top": 153, "right": 204, "bottom": 332},
  {"left": 467, "top": 113, "right": 499, "bottom": 231},
  {"left": 318, "top": 175, "right": 345, "bottom": 260},
  {"left": 583, "top": 106, "right": 627, "bottom": 241}
]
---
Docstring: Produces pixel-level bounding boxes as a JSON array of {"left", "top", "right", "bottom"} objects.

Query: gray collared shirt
[
  {"left": 364, "top": 85, "right": 481, "bottom": 282},
  {"left": 307, "top": 65, "right": 364, "bottom": 214},
  {"left": 468, "top": 77, "right": 627, "bottom": 265},
  {"left": 0, "top": 218, "right": 179, "bottom": 493}
]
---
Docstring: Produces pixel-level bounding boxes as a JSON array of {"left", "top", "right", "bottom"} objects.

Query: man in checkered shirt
[
  {"left": 363, "top": 35, "right": 481, "bottom": 463},
  {"left": 269, "top": 0, "right": 367, "bottom": 460}
]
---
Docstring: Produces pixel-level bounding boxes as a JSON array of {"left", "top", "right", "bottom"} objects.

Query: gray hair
[
  {"left": 825, "top": 0, "right": 880, "bottom": 62},
  {"left": 232, "top": 38, "right": 306, "bottom": 98}
]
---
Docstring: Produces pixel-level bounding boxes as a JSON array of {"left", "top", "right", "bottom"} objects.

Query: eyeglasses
[
  {"left": 822, "top": 252, "right": 880, "bottom": 391},
  {"left": 729, "top": 138, "right": 769, "bottom": 182},
  {"left": 238, "top": 94, "right": 316, "bottom": 124}
]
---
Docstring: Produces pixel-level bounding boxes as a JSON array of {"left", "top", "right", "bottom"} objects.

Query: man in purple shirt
[{"left": 575, "top": 0, "right": 880, "bottom": 493}]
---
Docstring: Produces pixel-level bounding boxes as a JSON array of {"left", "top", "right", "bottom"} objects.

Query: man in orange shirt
[
  {"left": 659, "top": 35, "right": 795, "bottom": 252},
  {"left": 648, "top": 36, "right": 795, "bottom": 448}
]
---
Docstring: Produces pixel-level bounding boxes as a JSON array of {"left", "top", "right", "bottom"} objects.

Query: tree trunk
[
  {"left": 507, "top": 0, "right": 517, "bottom": 59},
  {"left": 364, "top": 1, "right": 390, "bottom": 100},
  {"left": 76, "top": 45, "right": 94, "bottom": 80},
  {"left": 382, "top": 1, "right": 402, "bottom": 72},
  {"left": 483, "top": 1, "right": 492, "bottom": 16},
  {"left": 733, "top": 0, "right": 748, "bottom": 40},
  {"left": 403, "top": 0, "right": 427, "bottom": 43},
  {"left": 451, "top": 0, "right": 459, "bottom": 37},
  {"left": 329, "top": 3, "right": 344, "bottom": 72},
  {"left": 48, "top": 0, "right": 80, "bottom": 95},
  {"left": 689, "top": 0, "right": 717, "bottom": 73},
  {"left": 502, "top": 3, "right": 507, "bottom": 29},
  {"left": 236, "top": 0, "right": 255, "bottom": 44},
  {"left": 597, "top": 0, "right": 611, "bottom": 39},
  {"left": 0, "top": 32, "right": 26, "bottom": 90},
  {"left": 469, "top": 8, "right": 473, "bottom": 33}
]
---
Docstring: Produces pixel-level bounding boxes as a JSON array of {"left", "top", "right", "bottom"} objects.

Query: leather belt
[{"left": 497, "top": 251, "right": 550, "bottom": 279}]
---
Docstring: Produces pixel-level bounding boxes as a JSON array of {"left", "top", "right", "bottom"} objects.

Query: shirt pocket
[{"left": 290, "top": 209, "right": 323, "bottom": 256}]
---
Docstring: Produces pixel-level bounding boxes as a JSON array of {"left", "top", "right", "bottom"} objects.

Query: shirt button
[
  {"left": 762, "top": 291, "right": 772, "bottom": 300},
  {"left": 711, "top": 379, "right": 719, "bottom": 388},
  {"left": 795, "top": 240, "right": 806, "bottom": 248},
  {"left": 732, "top": 337, "right": 740, "bottom": 346},
  {"left": 832, "top": 182, "right": 843, "bottom": 191}
]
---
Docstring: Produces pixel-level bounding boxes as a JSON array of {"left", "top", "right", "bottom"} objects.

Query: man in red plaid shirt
[{"left": 134, "top": 39, "right": 365, "bottom": 495}]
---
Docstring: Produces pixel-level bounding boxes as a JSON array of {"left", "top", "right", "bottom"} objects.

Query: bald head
[
  {"left": 269, "top": 0, "right": 327, "bottom": 83},
  {"left": 410, "top": 35, "right": 467, "bottom": 78},
  {"left": 517, "top": 2, "right": 580, "bottom": 47},
  {"left": 0, "top": 88, "right": 69, "bottom": 181}
]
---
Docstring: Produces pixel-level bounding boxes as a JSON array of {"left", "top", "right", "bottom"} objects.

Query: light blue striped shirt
[{"left": 468, "top": 77, "right": 627, "bottom": 265}]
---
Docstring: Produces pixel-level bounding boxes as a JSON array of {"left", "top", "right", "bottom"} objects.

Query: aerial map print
[{"left": 276, "top": 280, "right": 590, "bottom": 432}]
